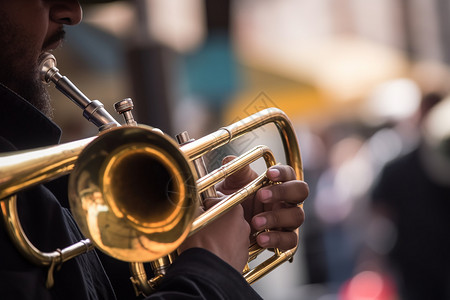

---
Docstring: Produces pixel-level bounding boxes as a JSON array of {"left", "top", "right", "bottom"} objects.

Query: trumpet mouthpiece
[{"left": 39, "top": 52, "right": 58, "bottom": 83}]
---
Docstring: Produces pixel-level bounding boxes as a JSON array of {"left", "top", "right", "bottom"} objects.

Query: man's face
[{"left": 0, "top": 0, "right": 82, "bottom": 116}]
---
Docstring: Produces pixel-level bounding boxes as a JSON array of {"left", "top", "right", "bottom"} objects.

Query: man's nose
[{"left": 50, "top": 0, "right": 83, "bottom": 26}]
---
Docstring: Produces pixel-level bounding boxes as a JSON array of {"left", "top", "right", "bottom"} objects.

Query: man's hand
[
  {"left": 178, "top": 198, "right": 250, "bottom": 272},
  {"left": 216, "top": 156, "right": 308, "bottom": 250}
]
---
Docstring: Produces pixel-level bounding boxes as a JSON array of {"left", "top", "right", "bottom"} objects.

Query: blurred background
[{"left": 50, "top": 0, "right": 450, "bottom": 299}]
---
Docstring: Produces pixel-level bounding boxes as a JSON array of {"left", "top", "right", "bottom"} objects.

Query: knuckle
[
  {"left": 269, "top": 211, "right": 280, "bottom": 228},
  {"left": 293, "top": 207, "right": 304, "bottom": 227},
  {"left": 271, "top": 232, "right": 281, "bottom": 246},
  {"left": 285, "top": 232, "right": 298, "bottom": 249},
  {"left": 275, "top": 183, "right": 286, "bottom": 199},
  {"left": 269, "top": 184, "right": 286, "bottom": 203}
]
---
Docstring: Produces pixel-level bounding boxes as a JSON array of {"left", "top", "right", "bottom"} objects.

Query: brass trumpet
[{"left": 0, "top": 53, "right": 303, "bottom": 294}]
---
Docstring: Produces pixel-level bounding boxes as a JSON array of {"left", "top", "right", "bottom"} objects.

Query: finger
[
  {"left": 266, "top": 165, "right": 297, "bottom": 182},
  {"left": 216, "top": 155, "right": 258, "bottom": 193},
  {"left": 256, "top": 231, "right": 298, "bottom": 250},
  {"left": 255, "top": 180, "right": 309, "bottom": 205},
  {"left": 252, "top": 206, "right": 305, "bottom": 231}
]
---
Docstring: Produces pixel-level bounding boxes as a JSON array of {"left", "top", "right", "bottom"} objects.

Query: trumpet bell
[{"left": 69, "top": 125, "right": 198, "bottom": 262}]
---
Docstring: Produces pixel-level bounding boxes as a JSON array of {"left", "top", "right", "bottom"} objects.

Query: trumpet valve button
[{"left": 115, "top": 98, "right": 137, "bottom": 126}]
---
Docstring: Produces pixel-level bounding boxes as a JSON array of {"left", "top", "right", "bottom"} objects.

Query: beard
[
  {"left": 0, "top": 13, "right": 59, "bottom": 118},
  {"left": 6, "top": 60, "right": 54, "bottom": 118}
]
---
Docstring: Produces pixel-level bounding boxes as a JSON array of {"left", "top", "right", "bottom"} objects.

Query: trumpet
[{"left": 0, "top": 53, "right": 303, "bottom": 294}]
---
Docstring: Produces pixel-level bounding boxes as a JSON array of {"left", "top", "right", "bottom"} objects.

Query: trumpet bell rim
[{"left": 68, "top": 125, "right": 198, "bottom": 262}]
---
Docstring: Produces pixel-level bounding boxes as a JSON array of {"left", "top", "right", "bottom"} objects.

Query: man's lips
[
  {"left": 43, "top": 30, "right": 66, "bottom": 51},
  {"left": 45, "top": 40, "right": 62, "bottom": 51}
]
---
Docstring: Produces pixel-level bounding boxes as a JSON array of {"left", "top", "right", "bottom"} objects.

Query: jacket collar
[{"left": 0, "top": 83, "right": 61, "bottom": 150}]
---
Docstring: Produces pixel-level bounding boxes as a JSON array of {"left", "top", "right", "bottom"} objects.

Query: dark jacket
[{"left": 372, "top": 147, "right": 450, "bottom": 300}]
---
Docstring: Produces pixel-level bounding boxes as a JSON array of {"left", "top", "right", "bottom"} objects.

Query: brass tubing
[
  {"left": 129, "top": 253, "right": 177, "bottom": 296},
  {"left": 0, "top": 195, "right": 93, "bottom": 265},
  {"left": 180, "top": 108, "right": 303, "bottom": 181},
  {"left": 0, "top": 137, "right": 96, "bottom": 287},
  {"left": 248, "top": 242, "right": 265, "bottom": 262},
  {"left": 190, "top": 172, "right": 269, "bottom": 236},
  {"left": 0, "top": 195, "right": 94, "bottom": 288},
  {"left": 243, "top": 247, "right": 297, "bottom": 284},
  {"left": 129, "top": 262, "right": 154, "bottom": 296},
  {"left": 196, "top": 145, "right": 276, "bottom": 193},
  {"left": 0, "top": 137, "right": 95, "bottom": 200}
]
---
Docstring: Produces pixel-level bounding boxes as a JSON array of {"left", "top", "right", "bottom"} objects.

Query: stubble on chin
[
  {"left": 28, "top": 54, "right": 54, "bottom": 118},
  {"left": 4, "top": 57, "right": 55, "bottom": 119},
  {"left": 27, "top": 67, "right": 54, "bottom": 119}
]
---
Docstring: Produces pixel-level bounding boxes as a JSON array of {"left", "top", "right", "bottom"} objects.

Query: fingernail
[
  {"left": 267, "top": 168, "right": 280, "bottom": 180},
  {"left": 254, "top": 216, "right": 267, "bottom": 228},
  {"left": 259, "top": 189, "right": 272, "bottom": 202},
  {"left": 258, "top": 234, "right": 270, "bottom": 246}
]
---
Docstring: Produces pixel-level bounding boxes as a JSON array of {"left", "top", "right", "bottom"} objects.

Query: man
[
  {"left": 370, "top": 94, "right": 450, "bottom": 300},
  {"left": 0, "top": 1, "right": 308, "bottom": 299}
]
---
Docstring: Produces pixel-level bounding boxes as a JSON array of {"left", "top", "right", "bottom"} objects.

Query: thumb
[{"left": 216, "top": 155, "right": 258, "bottom": 194}]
